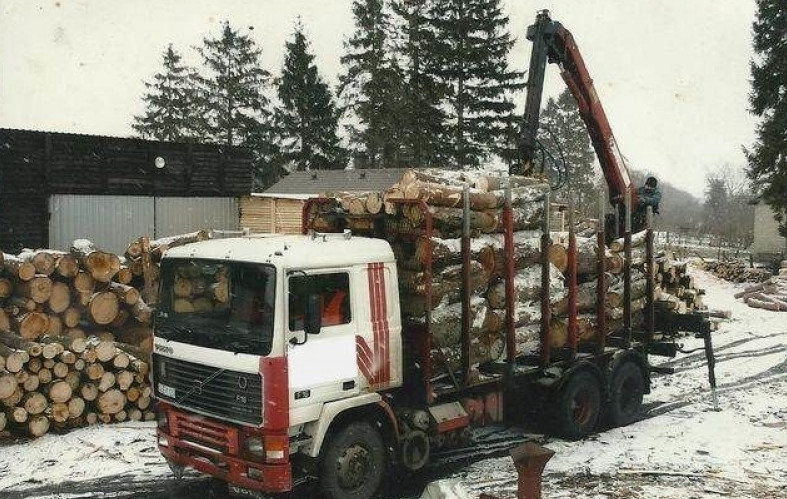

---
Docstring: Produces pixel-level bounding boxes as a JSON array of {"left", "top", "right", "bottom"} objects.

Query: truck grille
[{"left": 154, "top": 354, "right": 263, "bottom": 425}]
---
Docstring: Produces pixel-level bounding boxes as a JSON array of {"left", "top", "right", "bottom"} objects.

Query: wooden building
[
  {"left": 0, "top": 128, "right": 253, "bottom": 253},
  {"left": 241, "top": 168, "right": 407, "bottom": 234}
]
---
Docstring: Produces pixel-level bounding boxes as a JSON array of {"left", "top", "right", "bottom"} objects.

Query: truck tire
[
  {"left": 608, "top": 362, "right": 645, "bottom": 427},
  {"left": 554, "top": 371, "right": 601, "bottom": 440},
  {"left": 320, "top": 421, "right": 386, "bottom": 499}
]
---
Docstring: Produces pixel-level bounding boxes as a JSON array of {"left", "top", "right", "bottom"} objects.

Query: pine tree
[
  {"left": 538, "top": 90, "right": 598, "bottom": 215},
  {"left": 194, "top": 22, "right": 277, "bottom": 188},
  {"left": 276, "top": 22, "right": 346, "bottom": 171},
  {"left": 338, "top": 0, "right": 406, "bottom": 168},
  {"left": 429, "top": 0, "right": 525, "bottom": 169},
  {"left": 746, "top": 0, "right": 787, "bottom": 235},
  {"left": 133, "top": 45, "right": 201, "bottom": 142},
  {"left": 390, "top": 0, "right": 447, "bottom": 167}
]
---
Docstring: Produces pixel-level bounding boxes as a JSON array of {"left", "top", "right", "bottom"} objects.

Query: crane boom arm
[{"left": 517, "top": 11, "right": 633, "bottom": 205}]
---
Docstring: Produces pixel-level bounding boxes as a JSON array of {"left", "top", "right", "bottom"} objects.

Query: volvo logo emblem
[
  {"left": 237, "top": 376, "right": 248, "bottom": 390},
  {"left": 154, "top": 344, "right": 174, "bottom": 355},
  {"left": 194, "top": 380, "right": 203, "bottom": 395}
]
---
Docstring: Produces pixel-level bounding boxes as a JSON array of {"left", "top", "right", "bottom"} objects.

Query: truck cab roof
[{"left": 162, "top": 233, "right": 396, "bottom": 269}]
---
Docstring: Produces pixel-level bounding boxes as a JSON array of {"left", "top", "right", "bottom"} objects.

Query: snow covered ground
[
  {"left": 454, "top": 269, "right": 787, "bottom": 499},
  {"left": 1, "top": 268, "right": 786, "bottom": 498}
]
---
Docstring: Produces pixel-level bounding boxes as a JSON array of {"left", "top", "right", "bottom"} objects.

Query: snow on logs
[{"left": 308, "top": 169, "right": 711, "bottom": 379}]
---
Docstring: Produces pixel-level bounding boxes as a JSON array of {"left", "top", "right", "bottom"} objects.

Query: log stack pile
[
  {"left": 0, "top": 241, "right": 155, "bottom": 352},
  {"left": 0, "top": 330, "right": 153, "bottom": 437},
  {"left": 308, "top": 169, "right": 710, "bottom": 379},
  {"left": 698, "top": 259, "right": 772, "bottom": 283},
  {"left": 0, "top": 231, "right": 210, "bottom": 437},
  {"left": 734, "top": 275, "right": 787, "bottom": 312}
]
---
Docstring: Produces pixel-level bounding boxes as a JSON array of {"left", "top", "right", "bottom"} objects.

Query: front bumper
[{"left": 157, "top": 402, "right": 292, "bottom": 493}]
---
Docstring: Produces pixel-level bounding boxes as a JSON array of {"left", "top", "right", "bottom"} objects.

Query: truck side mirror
[{"left": 304, "top": 294, "right": 322, "bottom": 336}]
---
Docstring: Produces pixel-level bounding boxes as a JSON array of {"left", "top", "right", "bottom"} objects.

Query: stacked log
[
  {"left": 0, "top": 244, "right": 154, "bottom": 354},
  {"left": 734, "top": 277, "right": 787, "bottom": 312},
  {"left": 0, "top": 331, "right": 152, "bottom": 437},
  {"left": 698, "top": 259, "right": 772, "bottom": 283}
]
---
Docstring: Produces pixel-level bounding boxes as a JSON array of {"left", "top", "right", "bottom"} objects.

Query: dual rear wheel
[{"left": 553, "top": 361, "right": 645, "bottom": 440}]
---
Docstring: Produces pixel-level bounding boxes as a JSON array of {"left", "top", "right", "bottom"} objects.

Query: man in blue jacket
[{"left": 633, "top": 176, "right": 661, "bottom": 231}]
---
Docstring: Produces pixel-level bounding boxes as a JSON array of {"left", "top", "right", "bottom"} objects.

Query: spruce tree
[
  {"left": 429, "top": 0, "right": 525, "bottom": 169},
  {"left": 194, "top": 22, "right": 277, "bottom": 188},
  {"left": 390, "top": 0, "right": 447, "bottom": 167},
  {"left": 338, "top": 0, "right": 406, "bottom": 168},
  {"left": 133, "top": 45, "right": 201, "bottom": 142},
  {"left": 276, "top": 22, "right": 346, "bottom": 171},
  {"left": 538, "top": 90, "right": 598, "bottom": 214},
  {"left": 746, "top": 0, "right": 787, "bottom": 235}
]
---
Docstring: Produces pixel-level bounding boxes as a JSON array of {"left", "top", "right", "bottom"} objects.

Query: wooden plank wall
[
  {"left": 0, "top": 129, "right": 254, "bottom": 251},
  {"left": 240, "top": 196, "right": 304, "bottom": 234}
]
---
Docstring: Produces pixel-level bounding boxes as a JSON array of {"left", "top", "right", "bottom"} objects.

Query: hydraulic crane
[{"left": 514, "top": 10, "right": 635, "bottom": 213}]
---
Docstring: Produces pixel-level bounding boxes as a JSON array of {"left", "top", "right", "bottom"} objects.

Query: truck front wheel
[
  {"left": 554, "top": 371, "right": 601, "bottom": 440},
  {"left": 320, "top": 421, "right": 386, "bottom": 499},
  {"left": 608, "top": 362, "right": 645, "bottom": 427}
]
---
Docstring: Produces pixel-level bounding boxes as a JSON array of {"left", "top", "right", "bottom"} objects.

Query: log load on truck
[{"left": 152, "top": 11, "right": 711, "bottom": 499}]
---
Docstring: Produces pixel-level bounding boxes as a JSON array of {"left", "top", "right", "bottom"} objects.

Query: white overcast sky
[{"left": 0, "top": 0, "right": 758, "bottom": 199}]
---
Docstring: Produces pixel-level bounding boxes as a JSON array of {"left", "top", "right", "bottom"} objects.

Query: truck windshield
[{"left": 156, "top": 259, "right": 275, "bottom": 356}]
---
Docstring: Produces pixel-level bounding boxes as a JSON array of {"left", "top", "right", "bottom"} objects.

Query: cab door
[{"left": 285, "top": 270, "right": 360, "bottom": 423}]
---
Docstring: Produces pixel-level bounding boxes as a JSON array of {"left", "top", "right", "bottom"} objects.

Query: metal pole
[
  {"left": 504, "top": 181, "right": 517, "bottom": 366},
  {"left": 623, "top": 189, "right": 632, "bottom": 346},
  {"left": 596, "top": 192, "right": 607, "bottom": 353},
  {"left": 567, "top": 195, "right": 578, "bottom": 358},
  {"left": 645, "top": 206, "right": 655, "bottom": 344},
  {"left": 461, "top": 185, "right": 471, "bottom": 385},
  {"left": 539, "top": 191, "right": 552, "bottom": 368}
]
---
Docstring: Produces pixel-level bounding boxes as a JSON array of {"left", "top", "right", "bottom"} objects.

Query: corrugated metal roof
[{"left": 262, "top": 168, "right": 407, "bottom": 196}]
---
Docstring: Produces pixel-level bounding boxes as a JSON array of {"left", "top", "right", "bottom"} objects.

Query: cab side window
[{"left": 288, "top": 273, "right": 351, "bottom": 331}]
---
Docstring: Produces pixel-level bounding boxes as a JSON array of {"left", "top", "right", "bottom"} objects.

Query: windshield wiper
[{"left": 176, "top": 366, "right": 227, "bottom": 405}]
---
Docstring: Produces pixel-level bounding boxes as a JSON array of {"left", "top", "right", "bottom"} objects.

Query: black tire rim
[
  {"left": 336, "top": 443, "right": 371, "bottom": 491},
  {"left": 571, "top": 389, "right": 594, "bottom": 427}
]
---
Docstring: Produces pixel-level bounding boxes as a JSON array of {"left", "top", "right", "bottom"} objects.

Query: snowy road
[{"left": 1, "top": 268, "right": 786, "bottom": 499}]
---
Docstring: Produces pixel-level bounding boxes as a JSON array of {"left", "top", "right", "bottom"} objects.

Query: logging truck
[
  {"left": 152, "top": 11, "right": 711, "bottom": 499},
  {"left": 151, "top": 182, "right": 707, "bottom": 498}
]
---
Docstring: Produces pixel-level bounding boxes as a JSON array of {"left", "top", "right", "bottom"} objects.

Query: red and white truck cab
[{"left": 154, "top": 233, "right": 406, "bottom": 498}]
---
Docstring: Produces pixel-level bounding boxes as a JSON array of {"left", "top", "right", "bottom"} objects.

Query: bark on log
[
  {"left": 107, "top": 282, "right": 140, "bottom": 305},
  {"left": 150, "top": 230, "right": 211, "bottom": 261},
  {"left": 486, "top": 264, "right": 566, "bottom": 310},
  {"left": 609, "top": 230, "right": 648, "bottom": 253},
  {"left": 70, "top": 239, "right": 121, "bottom": 283},
  {"left": 19, "top": 250, "right": 56, "bottom": 276},
  {"left": 402, "top": 180, "right": 499, "bottom": 210},
  {"left": 3, "top": 254, "right": 36, "bottom": 281}
]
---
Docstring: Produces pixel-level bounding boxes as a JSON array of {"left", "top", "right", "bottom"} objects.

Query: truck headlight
[{"left": 245, "top": 436, "right": 264, "bottom": 458}]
